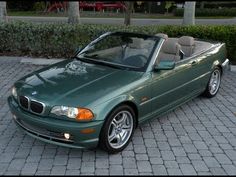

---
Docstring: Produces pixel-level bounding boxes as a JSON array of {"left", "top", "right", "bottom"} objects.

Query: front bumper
[
  {"left": 222, "top": 58, "right": 230, "bottom": 74},
  {"left": 8, "top": 96, "right": 104, "bottom": 149}
]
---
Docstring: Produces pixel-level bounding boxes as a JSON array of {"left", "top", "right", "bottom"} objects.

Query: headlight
[
  {"left": 51, "top": 106, "right": 94, "bottom": 121},
  {"left": 12, "top": 87, "right": 17, "bottom": 99}
]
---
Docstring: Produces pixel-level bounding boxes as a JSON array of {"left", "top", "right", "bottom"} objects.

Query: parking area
[{"left": 0, "top": 57, "right": 236, "bottom": 175}]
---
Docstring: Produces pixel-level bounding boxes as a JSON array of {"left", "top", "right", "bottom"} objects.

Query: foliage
[
  {"left": 174, "top": 8, "right": 236, "bottom": 17},
  {"left": 33, "top": 2, "right": 46, "bottom": 12},
  {"left": 0, "top": 21, "right": 235, "bottom": 62},
  {"left": 165, "top": 1, "right": 174, "bottom": 13},
  {"left": 7, "top": 0, "right": 35, "bottom": 11}
]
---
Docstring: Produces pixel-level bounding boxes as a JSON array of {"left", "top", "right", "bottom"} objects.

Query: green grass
[{"left": 7, "top": 11, "right": 235, "bottom": 19}]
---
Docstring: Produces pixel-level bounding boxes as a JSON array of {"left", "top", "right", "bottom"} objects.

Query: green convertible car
[{"left": 8, "top": 32, "right": 229, "bottom": 153}]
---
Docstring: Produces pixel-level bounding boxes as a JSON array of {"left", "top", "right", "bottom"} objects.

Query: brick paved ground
[{"left": 0, "top": 58, "right": 236, "bottom": 175}]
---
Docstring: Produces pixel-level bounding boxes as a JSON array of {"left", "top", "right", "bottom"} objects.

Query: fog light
[{"left": 64, "top": 133, "right": 70, "bottom": 140}]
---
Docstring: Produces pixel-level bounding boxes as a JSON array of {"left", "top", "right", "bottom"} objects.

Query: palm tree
[
  {"left": 68, "top": 1, "right": 80, "bottom": 24},
  {"left": 200, "top": 1, "right": 205, "bottom": 9},
  {"left": 0, "top": 2, "right": 7, "bottom": 22},
  {"left": 124, "top": 1, "right": 133, "bottom": 26},
  {"left": 182, "top": 1, "right": 196, "bottom": 25}
]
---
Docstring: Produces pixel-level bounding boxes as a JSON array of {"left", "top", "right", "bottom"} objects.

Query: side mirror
[{"left": 154, "top": 60, "right": 175, "bottom": 71}]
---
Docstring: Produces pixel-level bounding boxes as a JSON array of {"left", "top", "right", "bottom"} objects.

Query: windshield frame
[{"left": 75, "top": 32, "right": 161, "bottom": 72}]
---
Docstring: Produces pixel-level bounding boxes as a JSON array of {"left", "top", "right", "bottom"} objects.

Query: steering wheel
[{"left": 123, "top": 54, "right": 148, "bottom": 68}]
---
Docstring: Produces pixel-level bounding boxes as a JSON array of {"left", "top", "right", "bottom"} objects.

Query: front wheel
[
  {"left": 203, "top": 67, "right": 221, "bottom": 98},
  {"left": 99, "top": 105, "right": 136, "bottom": 154}
]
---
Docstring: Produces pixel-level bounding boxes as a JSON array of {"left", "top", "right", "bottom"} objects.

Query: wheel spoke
[
  {"left": 109, "top": 133, "right": 117, "bottom": 142},
  {"left": 210, "top": 77, "right": 215, "bottom": 85},
  {"left": 117, "top": 113, "right": 127, "bottom": 125},
  {"left": 117, "top": 134, "right": 122, "bottom": 145},
  {"left": 112, "top": 119, "right": 118, "bottom": 126},
  {"left": 121, "top": 130, "right": 128, "bottom": 140},
  {"left": 122, "top": 124, "right": 131, "bottom": 130}
]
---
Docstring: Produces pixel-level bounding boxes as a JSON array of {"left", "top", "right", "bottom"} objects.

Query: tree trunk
[
  {"left": 200, "top": 1, "right": 205, "bottom": 9},
  {"left": 0, "top": 2, "right": 7, "bottom": 22},
  {"left": 182, "top": 1, "right": 196, "bottom": 25},
  {"left": 124, "top": 1, "right": 133, "bottom": 26},
  {"left": 148, "top": 2, "right": 152, "bottom": 14},
  {"left": 68, "top": 1, "right": 80, "bottom": 24}
]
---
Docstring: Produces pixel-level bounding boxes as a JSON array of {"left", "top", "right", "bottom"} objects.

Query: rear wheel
[
  {"left": 99, "top": 105, "right": 136, "bottom": 154},
  {"left": 203, "top": 67, "right": 221, "bottom": 98}
]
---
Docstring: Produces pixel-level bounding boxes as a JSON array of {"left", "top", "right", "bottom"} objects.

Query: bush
[
  {"left": 174, "top": 8, "right": 236, "bottom": 17},
  {"left": 33, "top": 2, "right": 46, "bottom": 12},
  {"left": 0, "top": 21, "right": 235, "bottom": 62}
]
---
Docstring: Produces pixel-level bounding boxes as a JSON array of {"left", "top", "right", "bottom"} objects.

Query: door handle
[{"left": 191, "top": 60, "right": 198, "bottom": 65}]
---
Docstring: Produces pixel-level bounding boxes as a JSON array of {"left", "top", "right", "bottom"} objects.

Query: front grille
[
  {"left": 30, "top": 100, "right": 44, "bottom": 114},
  {"left": 19, "top": 96, "right": 45, "bottom": 115},
  {"left": 19, "top": 96, "right": 29, "bottom": 109}
]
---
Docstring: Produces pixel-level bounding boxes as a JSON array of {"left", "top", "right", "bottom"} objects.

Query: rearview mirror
[{"left": 154, "top": 60, "right": 175, "bottom": 71}]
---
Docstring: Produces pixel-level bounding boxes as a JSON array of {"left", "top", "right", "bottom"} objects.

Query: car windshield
[{"left": 77, "top": 32, "right": 161, "bottom": 72}]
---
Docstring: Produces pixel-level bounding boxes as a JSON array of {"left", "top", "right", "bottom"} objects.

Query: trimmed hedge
[
  {"left": 0, "top": 21, "right": 236, "bottom": 62},
  {"left": 174, "top": 8, "right": 236, "bottom": 17}
]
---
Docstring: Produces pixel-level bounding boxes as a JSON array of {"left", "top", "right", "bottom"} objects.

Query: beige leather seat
[
  {"left": 178, "top": 36, "right": 195, "bottom": 57},
  {"left": 155, "top": 33, "right": 168, "bottom": 40},
  {"left": 125, "top": 38, "right": 149, "bottom": 57},
  {"left": 124, "top": 38, "right": 149, "bottom": 67},
  {"left": 157, "top": 39, "right": 181, "bottom": 63}
]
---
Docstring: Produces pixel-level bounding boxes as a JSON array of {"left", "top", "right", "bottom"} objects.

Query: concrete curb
[
  {"left": 20, "top": 57, "right": 65, "bottom": 65},
  {"left": 0, "top": 56, "right": 65, "bottom": 65}
]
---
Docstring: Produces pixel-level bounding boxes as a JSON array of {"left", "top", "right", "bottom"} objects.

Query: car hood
[{"left": 16, "top": 59, "right": 143, "bottom": 107}]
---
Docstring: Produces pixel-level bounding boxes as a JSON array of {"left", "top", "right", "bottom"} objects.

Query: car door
[
  {"left": 184, "top": 53, "right": 213, "bottom": 92},
  {"left": 149, "top": 59, "right": 202, "bottom": 116}
]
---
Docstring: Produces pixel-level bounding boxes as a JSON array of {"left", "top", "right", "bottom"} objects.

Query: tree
[
  {"left": 68, "top": 1, "right": 80, "bottom": 24},
  {"left": 124, "top": 1, "right": 133, "bottom": 26},
  {"left": 182, "top": 1, "right": 196, "bottom": 25},
  {"left": 165, "top": 1, "right": 173, "bottom": 14},
  {"left": 0, "top": 2, "right": 7, "bottom": 22}
]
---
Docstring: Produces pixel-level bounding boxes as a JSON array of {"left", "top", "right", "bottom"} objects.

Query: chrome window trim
[{"left": 147, "top": 38, "right": 165, "bottom": 72}]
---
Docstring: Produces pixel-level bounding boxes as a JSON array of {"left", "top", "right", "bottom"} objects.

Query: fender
[{"left": 90, "top": 94, "right": 138, "bottom": 121}]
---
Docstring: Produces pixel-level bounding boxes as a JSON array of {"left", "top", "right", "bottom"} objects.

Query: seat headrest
[
  {"left": 128, "top": 38, "right": 145, "bottom": 49},
  {"left": 178, "top": 36, "right": 194, "bottom": 46},
  {"left": 155, "top": 33, "right": 168, "bottom": 40},
  {"left": 162, "top": 39, "right": 181, "bottom": 54}
]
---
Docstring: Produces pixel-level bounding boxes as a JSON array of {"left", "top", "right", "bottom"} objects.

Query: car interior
[
  {"left": 155, "top": 33, "right": 214, "bottom": 65},
  {"left": 80, "top": 33, "right": 214, "bottom": 69}
]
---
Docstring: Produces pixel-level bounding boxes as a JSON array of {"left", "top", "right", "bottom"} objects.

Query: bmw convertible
[{"left": 8, "top": 31, "right": 229, "bottom": 153}]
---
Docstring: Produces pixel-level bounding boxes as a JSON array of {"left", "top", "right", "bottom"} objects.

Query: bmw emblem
[{"left": 32, "top": 91, "right": 37, "bottom": 96}]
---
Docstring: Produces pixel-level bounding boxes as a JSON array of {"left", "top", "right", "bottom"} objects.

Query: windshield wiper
[
  {"left": 83, "top": 54, "right": 99, "bottom": 58},
  {"left": 75, "top": 55, "right": 140, "bottom": 71},
  {"left": 74, "top": 56, "right": 93, "bottom": 64},
  {"left": 76, "top": 56, "right": 130, "bottom": 70},
  {"left": 75, "top": 56, "right": 125, "bottom": 70}
]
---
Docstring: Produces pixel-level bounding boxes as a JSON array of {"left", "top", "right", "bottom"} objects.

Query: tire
[
  {"left": 203, "top": 67, "right": 221, "bottom": 98},
  {"left": 99, "top": 105, "right": 136, "bottom": 154}
]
